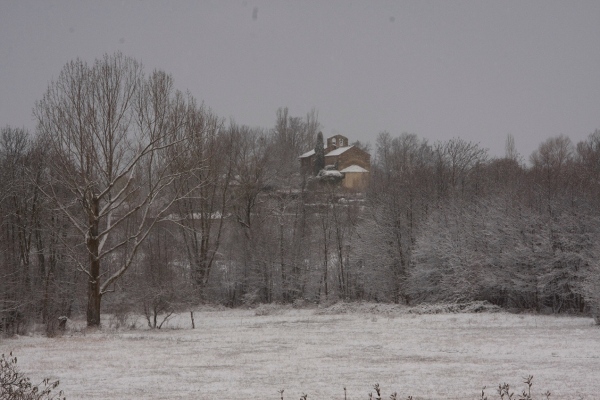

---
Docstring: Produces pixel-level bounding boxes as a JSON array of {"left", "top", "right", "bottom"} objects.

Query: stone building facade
[{"left": 299, "top": 134, "right": 370, "bottom": 191}]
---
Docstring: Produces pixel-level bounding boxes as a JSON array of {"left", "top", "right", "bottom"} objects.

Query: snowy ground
[{"left": 1, "top": 304, "right": 599, "bottom": 400}]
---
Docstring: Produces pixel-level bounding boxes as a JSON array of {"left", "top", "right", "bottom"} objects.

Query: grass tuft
[{"left": 281, "top": 376, "right": 550, "bottom": 400}]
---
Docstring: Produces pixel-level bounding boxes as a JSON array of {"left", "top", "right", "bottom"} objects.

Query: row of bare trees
[{"left": 2, "top": 52, "right": 599, "bottom": 333}]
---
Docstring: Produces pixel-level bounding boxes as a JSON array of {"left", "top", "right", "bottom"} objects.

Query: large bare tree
[{"left": 34, "top": 53, "right": 192, "bottom": 326}]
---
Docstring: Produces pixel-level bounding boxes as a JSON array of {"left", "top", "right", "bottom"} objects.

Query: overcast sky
[{"left": 1, "top": 0, "right": 599, "bottom": 158}]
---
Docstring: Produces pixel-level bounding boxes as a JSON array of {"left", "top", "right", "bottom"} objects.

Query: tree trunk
[
  {"left": 86, "top": 197, "right": 102, "bottom": 327},
  {"left": 323, "top": 240, "right": 328, "bottom": 300},
  {"left": 87, "top": 275, "right": 101, "bottom": 327}
]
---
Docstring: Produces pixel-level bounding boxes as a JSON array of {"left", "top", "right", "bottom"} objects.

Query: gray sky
[{"left": 1, "top": 1, "right": 599, "bottom": 158}]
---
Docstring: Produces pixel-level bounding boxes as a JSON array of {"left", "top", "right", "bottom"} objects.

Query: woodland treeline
[{"left": 1, "top": 53, "right": 599, "bottom": 333}]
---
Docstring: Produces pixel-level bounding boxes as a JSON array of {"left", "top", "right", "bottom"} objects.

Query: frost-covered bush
[
  {"left": 254, "top": 304, "right": 288, "bottom": 316},
  {"left": 314, "top": 301, "right": 405, "bottom": 315},
  {"left": 587, "top": 301, "right": 600, "bottom": 326},
  {"left": 313, "top": 300, "right": 500, "bottom": 316},
  {"left": 291, "top": 298, "right": 309, "bottom": 309},
  {"left": 0, "top": 352, "right": 64, "bottom": 400},
  {"left": 407, "top": 301, "right": 502, "bottom": 315},
  {"left": 241, "top": 291, "right": 261, "bottom": 307}
]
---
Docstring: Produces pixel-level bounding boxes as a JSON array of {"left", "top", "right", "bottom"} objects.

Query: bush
[
  {"left": 407, "top": 301, "right": 502, "bottom": 315},
  {"left": 254, "top": 304, "right": 289, "bottom": 316},
  {"left": 0, "top": 352, "right": 64, "bottom": 400}
]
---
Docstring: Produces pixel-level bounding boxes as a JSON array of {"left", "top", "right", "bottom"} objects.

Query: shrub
[
  {"left": 407, "top": 301, "right": 502, "bottom": 315},
  {"left": 254, "top": 304, "right": 288, "bottom": 316},
  {"left": 0, "top": 352, "right": 64, "bottom": 400}
]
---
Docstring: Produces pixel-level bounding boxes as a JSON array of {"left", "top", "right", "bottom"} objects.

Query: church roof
[
  {"left": 325, "top": 146, "right": 353, "bottom": 156},
  {"left": 299, "top": 149, "right": 315, "bottom": 158}
]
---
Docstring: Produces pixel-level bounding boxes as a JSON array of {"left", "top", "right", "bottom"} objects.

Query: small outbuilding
[{"left": 339, "top": 165, "right": 369, "bottom": 191}]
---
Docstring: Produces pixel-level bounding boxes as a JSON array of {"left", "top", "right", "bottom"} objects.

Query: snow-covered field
[{"left": 1, "top": 305, "right": 599, "bottom": 400}]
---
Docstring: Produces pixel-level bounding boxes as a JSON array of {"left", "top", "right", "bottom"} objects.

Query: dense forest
[{"left": 2, "top": 53, "right": 600, "bottom": 334}]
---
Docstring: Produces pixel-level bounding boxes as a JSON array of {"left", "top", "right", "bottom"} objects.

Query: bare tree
[
  {"left": 0, "top": 127, "right": 37, "bottom": 333},
  {"left": 136, "top": 220, "right": 192, "bottom": 329},
  {"left": 529, "top": 135, "right": 574, "bottom": 205},
  {"left": 433, "top": 137, "right": 488, "bottom": 199},
  {"left": 224, "top": 124, "right": 273, "bottom": 303},
  {"left": 34, "top": 53, "right": 193, "bottom": 327},
  {"left": 357, "top": 132, "right": 434, "bottom": 303},
  {"left": 505, "top": 133, "right": 520, "bottom": 162},
  {"left": 170, "top": 104, "right": 231, "bottom": 298},
  {"left": 271, "top": 107, "right": 319, "bottom": 186}
]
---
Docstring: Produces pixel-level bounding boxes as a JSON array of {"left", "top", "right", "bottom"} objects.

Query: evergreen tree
[{"left": 314, "top": 131, "right": 325, "bottom": 175}]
